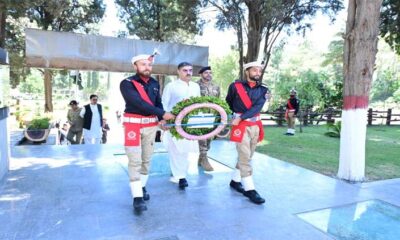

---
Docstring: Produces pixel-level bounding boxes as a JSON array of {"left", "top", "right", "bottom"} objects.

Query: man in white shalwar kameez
[
  {"left": 162, "top": 62, "right": 201, "bottom": 189},
  {"left": 80, "top": 94, "right": 103, "bottom": 144}
]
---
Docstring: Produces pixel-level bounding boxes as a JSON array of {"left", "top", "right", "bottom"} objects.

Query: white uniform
[
  {"left": 80, "top": 104, "right": 102, "bottom": 144},
  {"left": 162, "top": 79, "right": 201, "bottom": 181}
]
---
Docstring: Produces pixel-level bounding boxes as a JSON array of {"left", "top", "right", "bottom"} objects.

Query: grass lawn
[{"left": 257, "top": 125, "right": 400, "bottom": 181}]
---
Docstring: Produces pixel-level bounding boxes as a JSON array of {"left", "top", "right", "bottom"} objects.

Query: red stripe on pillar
[{"left": 343, "top": 96, "right": 369, "bottom": 110}]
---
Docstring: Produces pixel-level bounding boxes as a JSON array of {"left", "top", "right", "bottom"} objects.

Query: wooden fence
[
  {"left": 260, "top": 107, "right": 400, "bottom": 126},
  {"left": 367, "top": 108, "right": 400, "bottom": 125}
]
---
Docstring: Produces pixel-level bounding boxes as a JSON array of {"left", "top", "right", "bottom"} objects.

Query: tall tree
[
  {"left": 338, "top": 0, "right": 383, "bottom": 181},
  {"left": 115, "top": 0, "right": 204, "bottom": 92},
  {"left": 206, "top": 0, "right": 343, "bottom": 76},
  {"left": 1, "top": 1, "right": 33, "bottom": 87},
  {"left": 0, "top": 1, "right": 6, "bottom": 48},
  {"left": 24, "top": 0, "right": 105, "bottom": 112},
  {"left": 380, "top": 0, "right": 400, "bottom": 55},
  {"left": 115, "top": 0, "right": 204, "bottom": 43}
]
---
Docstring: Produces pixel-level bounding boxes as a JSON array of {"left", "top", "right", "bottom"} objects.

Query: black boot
[
  {"left": 229, "top": 180, "right": 244, "bottom": 193},
  {"left": 179, "top": 178, "right": 188, "bottom": 190},
  {"left": 142, "top": 187, "right": 150, "bottom": 201},
  {"left": 133, "top": 197, "right": 147, "bottom": 212},
  {"left": 243, "top": 190, "right": 265, "bottom": 204}
]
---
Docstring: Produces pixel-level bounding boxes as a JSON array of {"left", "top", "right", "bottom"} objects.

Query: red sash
[
  {"left": 131, "top": 80, "right": 154, "bottom": 106},
  {"left": 124, "top": 80, "right": 157, "bottom": 146},
  {"left": 285, "top": 99, "right": 294, "bottom": 119},
  {"left": 230, "top": 82, "right": 264, "bottom": 143},
  {"left": 234, "top": 82, "right": 252, "bottom": 109},
  {"left": 230, "top": 117, "right": 264, "bottom": 143}
]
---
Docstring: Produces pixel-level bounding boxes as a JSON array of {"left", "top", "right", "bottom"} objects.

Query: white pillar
[
  {"left": 0, "top": 107, "right": 10, "bottom": 181},
  {"left": 338, "top": 108, "right": 366, "bottom": 181}
]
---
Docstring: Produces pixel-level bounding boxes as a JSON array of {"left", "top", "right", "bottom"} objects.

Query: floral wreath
[{"left": 167, "top": 96, "right": 232, "bottom": 140}]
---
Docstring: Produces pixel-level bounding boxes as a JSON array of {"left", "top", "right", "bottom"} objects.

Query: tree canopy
[
  {"left": 205, "top": 0, "right": 343, "bottom": 75},
  {"left": 115, "top": 0, "right": 204, "bottom": 42},
  {"left": 380, "top": 0, "right": 400, "bottom": 55}
]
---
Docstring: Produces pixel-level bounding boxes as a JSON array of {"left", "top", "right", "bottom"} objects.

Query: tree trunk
[
  {"left": 245, "top": 0, "right": 263, "bottom": 63},
  {"left": 107, "top": 72, "right": 111, "bottom": 90},
  {"left": 0, "top": 1, "right": 6, "bottom": 48},
  {"left": 44, "top": 69, "right": 53, "bottom": 112},
  {"left": 87, "top": 71, "right": 91, "bottom": 88},
  {"left": 156, "top": 75, "right": 165, "bottom": 95},
  {"left": 338, "top": 0, "right": 382, "bottom": 181},
  {"left": 237, "top": 28, "right": 244, "bottom": 79}
]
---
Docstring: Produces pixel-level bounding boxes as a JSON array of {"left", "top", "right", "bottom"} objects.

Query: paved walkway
[{"left": 1, "top": 140, "right": 400, "bottom": 240}]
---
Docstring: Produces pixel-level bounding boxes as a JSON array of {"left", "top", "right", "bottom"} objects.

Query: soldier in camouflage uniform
[{"left": 196, "top": 66, "right": 220, "bottom": 171}]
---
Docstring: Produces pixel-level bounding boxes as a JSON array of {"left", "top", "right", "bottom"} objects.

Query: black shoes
[
  {"left": 179, "top": 178, "right": 189, "bottom": 190},
  {"left": 133, "top": 197, "right": 147, "bottom": 212},
  {"left": 142, "top": 187, "right": 150, "bottom": 201},
  {"left": 243, "top": 190, "right": 265, "bottom": 204},
  {"left": 230, "top": 180, "right": 244, "bottom": 193}
]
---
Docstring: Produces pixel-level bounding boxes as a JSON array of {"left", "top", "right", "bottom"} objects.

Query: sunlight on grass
[
  {"left": 259, "top": 125, "right": 400, "bottom": 181},
  {"left": 369, "top": 138, "right": 383, "bottom": 142},
  {"left": 258, "top": 140, "right": 270, "bottom": 146}
]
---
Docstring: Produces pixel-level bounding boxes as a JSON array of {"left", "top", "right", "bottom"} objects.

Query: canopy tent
[{"left": 25, "top": 28, "right": 209, "bottom": 75}]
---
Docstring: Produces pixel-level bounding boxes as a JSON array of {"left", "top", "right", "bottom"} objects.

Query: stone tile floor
[{"left": 1, "top": 140, "right": 399, "bottom": 240}]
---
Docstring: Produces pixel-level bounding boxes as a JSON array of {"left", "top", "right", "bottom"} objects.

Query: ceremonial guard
[
  {"left": 225, "top": 61, "right": 269, "bottom": 204},
  {"left": 120, "top": 54, "right": 174, "bottom": 212},
  {"left": 285, "top": 89, "right": 300, "bottom": 136},
  {"left": 196, "top": 66, "right": 220, "bottom": 171}
]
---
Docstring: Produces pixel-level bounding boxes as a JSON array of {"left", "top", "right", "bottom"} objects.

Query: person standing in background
[
  {"left": 196, "top": 66, "right": 220, "bottom": 171},
  {"left": 67, "top": 100, "right": 83, "bottom": 144},
  {"left": 285, "top": 89, "right": 300, "bottom": 136},
  {"left": 101, "top": 118, "right": 110, "bottom": 144},
  {"left": 80, "top": 95, "right": 103, "bottom": 144}
]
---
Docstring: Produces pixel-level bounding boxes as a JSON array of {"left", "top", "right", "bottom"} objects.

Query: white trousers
[
  {"left": 163, "top": 131, "right": 199, "bottom": 180},
  {"left": 84, "top": 137, "right": 101, "bottom": 144}
]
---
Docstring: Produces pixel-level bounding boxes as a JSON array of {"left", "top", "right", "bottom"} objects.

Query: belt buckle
[{"left": 142, "top": 118, "right": 150, "bottom": 124}]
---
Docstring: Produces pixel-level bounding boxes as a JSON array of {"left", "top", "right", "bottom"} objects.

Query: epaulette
[
  {"left": 260, "top": 83, "right": 269, "bottom": 89},
  {"left": 124, "top": 76, "right": 135, "bottom": 82}
]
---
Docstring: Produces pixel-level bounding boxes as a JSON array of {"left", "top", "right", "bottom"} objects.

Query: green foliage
[
  {"left": 207, "top": 0, "right": 343, "bottom": 70},
  {"left": 380, "top": 0, "right": 400, "bottom": 55},
  {"left": 372, "top": 68, "right": 400, "bottom": 101},
  {"left": 324, "top": 121, "right": 341, "bottom": 138},
  {"left": 167, "top": 96, "right": 232, "bottom": 140},
  {"left": 2, "top": 0, "right": 105, "bottom": 89},
  {"left": 26, "top": 0, "right": 105, "bottom": 32},
  {"left": 271, "top": 69, "right": 324, "bottom": 109},
  {"left": 371, "top": 40, "right": 400, "bottom": 103},
  {"left": 264, "top": 36, "right": 344, "bottom": 110},
  {"left": 210, "top": 51, "right": 239, "bottom": 96},
  {"left": 116, "top": 0, "right": 204, "bottom": 42},
  {"left": 28, "top": 117, "right": 50, "bottom": 130},
  {"left": 19, "top": 71, "right": 44, "bottom": 95}
]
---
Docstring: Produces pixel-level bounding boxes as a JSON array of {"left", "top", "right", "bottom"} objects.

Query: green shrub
[
  {"left": 28, "top": 117, "right": 50, "bottom": 130},
  {"left": 324, "top": 120, "right": 341, "bottom": 138}
]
